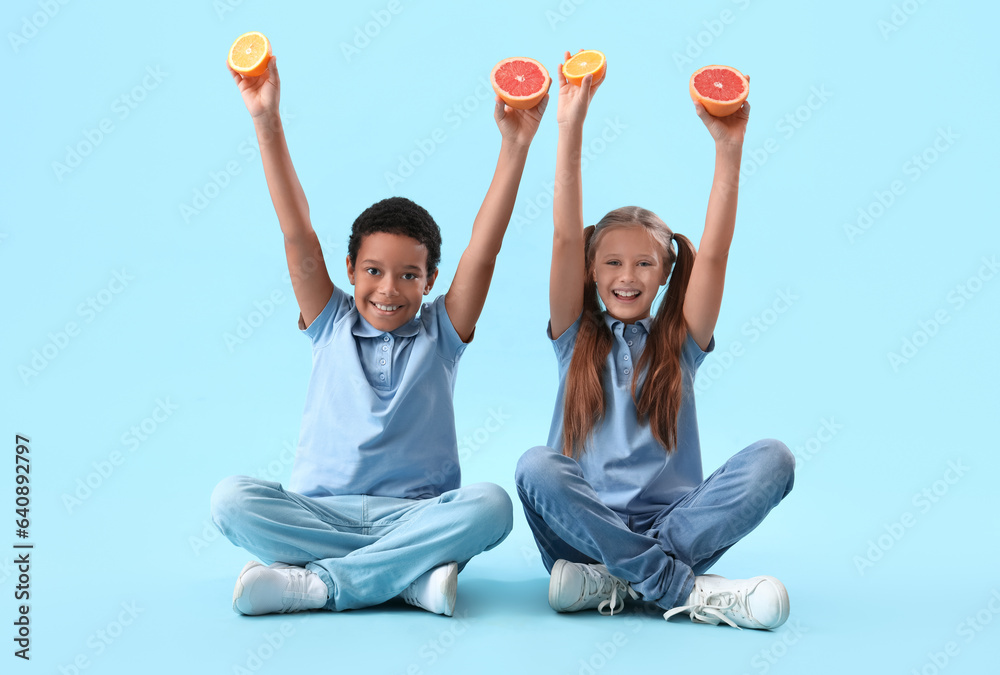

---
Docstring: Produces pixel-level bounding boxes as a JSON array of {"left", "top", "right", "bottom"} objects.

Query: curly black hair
[{"left": 348, "top": 197, "right": 442, "bottom": 274}]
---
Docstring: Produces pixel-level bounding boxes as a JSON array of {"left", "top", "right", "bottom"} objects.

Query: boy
[{"left": 211, "top": 54, "right": 548, "bottom": 616}]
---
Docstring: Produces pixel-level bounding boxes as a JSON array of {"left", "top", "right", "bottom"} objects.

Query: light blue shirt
[
  {"left": 289, "top": 286, "right": 469, "bottom": 499},
  {"left": 546, "top": 311, "right": 715, "bottom": 515}
]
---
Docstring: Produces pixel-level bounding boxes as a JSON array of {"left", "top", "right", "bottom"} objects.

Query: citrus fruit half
[
  {"left": 689, "top": 65, "right": 749, "bottom": 117},
  {"left": 228, "top": 31, "right": 271, "bottom": 77},
  {"left": 563, "top": 50, "right": 606, "bottom": 87},
  {"left": 491, "top": 57, "right": 551, "bottom": 110}
]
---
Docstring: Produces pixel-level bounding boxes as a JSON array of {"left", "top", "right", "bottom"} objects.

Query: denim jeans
[
  {"left": 210, "top": 477, "right": 513, "bottom": 611},
  {"left": 515, "top": 439, "right": 795, "bottom": 610}
]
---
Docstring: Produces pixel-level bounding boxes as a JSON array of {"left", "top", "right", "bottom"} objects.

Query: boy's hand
[
  {"left": 494, "top": 92, "right": 549, "bottom": 149},
  {"left": 228, "top": 55, "right": 280, "bottom": 121},
  {"left": 556, "top": 50, "right": 605, "bottom": 128},
  {"left": 694, "top": 75, "right": 750, "bottom": 149}
]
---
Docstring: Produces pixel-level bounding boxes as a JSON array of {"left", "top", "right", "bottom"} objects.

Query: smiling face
[
  {"left": 590, "top": 224, "right": 669, "bottom": 324},
  {"left": 346, "top": 231, "right": 438, "bottom": 332}
]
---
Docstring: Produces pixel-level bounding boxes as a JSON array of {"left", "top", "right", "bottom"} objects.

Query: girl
[{"left": 514, "top": 56, "right": 795, "bottom": 630}]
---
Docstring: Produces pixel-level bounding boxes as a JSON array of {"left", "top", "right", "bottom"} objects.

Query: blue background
[{"left": 5, "top": 0, "right": 999, "bottom": 673}]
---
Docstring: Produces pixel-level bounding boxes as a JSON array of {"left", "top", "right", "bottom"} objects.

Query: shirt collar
[
  {"left": 602, "top": 311, "right": 653, "bottom": 335},
  {"left": 351, "top": 307, "right": 422, "bottom": 339}
]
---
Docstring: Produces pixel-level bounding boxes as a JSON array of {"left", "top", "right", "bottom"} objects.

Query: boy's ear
[
  {"left": 345, "top": 255, "right": 356, "bottom": 285},
  {"left": 424, "top": 268, "right": 439, "bottom": 295}
]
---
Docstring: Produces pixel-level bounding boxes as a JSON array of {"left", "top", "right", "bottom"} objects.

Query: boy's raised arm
[
  {"left": 444, "top": 92, "right": 549, "bottom": 343},
  {"left": 229, "top": 56, "right": 334, "bottom": 330}
]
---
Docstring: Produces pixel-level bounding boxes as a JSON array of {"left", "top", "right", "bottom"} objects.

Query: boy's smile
[{"left": 347, "top": 231, "right": 438, "bottom": 333}]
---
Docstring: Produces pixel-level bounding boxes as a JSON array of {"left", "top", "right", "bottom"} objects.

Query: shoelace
[
  {"left": 398, "top": 582, "right": 419, "bottom": 606},
  {"left": 662, "top": 588, "right": 751, "bottom": 630},
  {"left": 273, "top": 565, "right": 318, "bottom": 613},
  {"left": 580, "top": 566, "right": 639, "bottom": 616}
]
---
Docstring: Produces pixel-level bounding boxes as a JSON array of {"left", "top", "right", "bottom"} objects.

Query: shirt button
[
  {"left": 624, "top": 354, "right": 629, "bottom": 361},
  {"left": 382, "top": 345, "right": 388, "bottom": 351},
  {"left": 627, "top": 340, "right": 633, "bottom": 346},
  {"left": 624, "top": 368, "right": 630, "bottom": 375},
  {"left": 383, "top": 336, "right": 390, "bottom": 342},
  {"left": 379, "top": 373, "right": 385, "bottom": 380},
  {"left": 380, "top": 359, "right": 386, "bottom": 365},
  {"left": 632, "top": 327, "right": 637, "bottom": 333}
]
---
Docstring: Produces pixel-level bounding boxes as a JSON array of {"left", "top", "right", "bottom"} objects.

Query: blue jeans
[
  {"left": 514, "top": 439, "right": 795, "bottom": 610},
  {"left": 210, "top": 477, "right": 513, "bottom": 611}
]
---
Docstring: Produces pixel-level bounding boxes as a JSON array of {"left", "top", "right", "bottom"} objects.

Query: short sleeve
[
  {"left": 682, "top": 330, "right": 716, "bottom": 371},
  {"left": 299, "top": 286, "right": 353, "bottom": 347},
  {"left": 547, "top": 312, "right": 583, "bottom": 365},
  {"left": 426, "top": 294, "right": 470, "bottom": 363}
]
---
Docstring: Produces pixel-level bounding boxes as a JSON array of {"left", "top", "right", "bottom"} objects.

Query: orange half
[
  {"left": 228, "top": 31, "right": 271, "bottom": 77},
  {"left": 563, "top": 50, "right": 606, "bottom": 87}
]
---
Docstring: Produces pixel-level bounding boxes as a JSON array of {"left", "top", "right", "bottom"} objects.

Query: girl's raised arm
[
  {"left": 550, "top": 53, "right": 604, "bottom": 339},
  {"left": 683, "top": 94, "right": 750, "bottom": 351}
]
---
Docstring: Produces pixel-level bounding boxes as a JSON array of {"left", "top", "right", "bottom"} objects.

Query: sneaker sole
[
  {"left": 548, "top": 559, "right": 570, "bottom": 612},
  {"left": 441, "top": 562, "right": 458, "bottom": 617},
  {"left": 757, "top": 576, "right": 790, "bottom": 629},
  {"left": 232, "top": 560, "right": 262, "bottom": 615}
]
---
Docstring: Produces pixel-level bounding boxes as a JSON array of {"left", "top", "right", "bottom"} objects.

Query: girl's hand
[
  {"left": 556, "top": 50, "right": 605, "bottom": 128},
  {"left": 228, "top": 55, "right": 280, "bottom": 121},
  {"left": 694, "top": 75, "right": 750, "bottom": 149},
  {"left": 494, "top": 92, "right": 549, "bottom": 149}
]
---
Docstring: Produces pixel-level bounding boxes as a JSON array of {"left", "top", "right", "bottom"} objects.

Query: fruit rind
[
  {"left": 491, "top": 57, "right": 552, "bottom": 110},
  {"left": 689, "top": 64, "right": 748, "bottom": 117},
  {"left": 229, "top": 31, "right": 272, "bottom": 77},
  {"left": 564, "top": 50, "right": 607, "bottom": 87}
]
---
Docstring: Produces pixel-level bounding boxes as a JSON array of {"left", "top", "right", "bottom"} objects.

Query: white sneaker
[
  {"left": 232, "top": 561, "right": 329, "bottom": 616},
  {"left": 663, "top": 574, "right": 790, "bottom": 630},
  {"left": 548, "top": 560, "right": 639, "bottom": 616},
  {"left": 398, "top": 562, "right": 458, "bottom": 616}
]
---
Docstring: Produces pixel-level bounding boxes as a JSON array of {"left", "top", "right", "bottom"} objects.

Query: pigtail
[
  {"left": 561, "top": 225, "right": 614, "bottom": 458},
  {"left": 633, "top": 232, "right": 697, "bottom": 452}
]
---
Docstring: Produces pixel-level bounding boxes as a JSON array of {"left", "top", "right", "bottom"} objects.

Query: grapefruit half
[
  {"left": 689, "top": 65, "right": 748, "bottom": 117},
  {"left": 228, "top": 31, "right": 272, "bottom": 77},
  {"left": 491, "top": 57, "right": 551, "bottom": 110}
]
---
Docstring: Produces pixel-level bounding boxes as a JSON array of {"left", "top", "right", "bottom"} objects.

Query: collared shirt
[
  {"left": 288, "top": 285, "right": 469, "bottom": 499},
  {"left": 546, "top": 311, "right": 715, "bottom": 515}
]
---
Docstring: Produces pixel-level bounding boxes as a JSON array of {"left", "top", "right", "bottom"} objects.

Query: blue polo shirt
[
  {"left": 546, "top": 311, "right": 715, "bottom": 515},
  {"left": 288, "top": 285, "right": 469, "bottom": 499}
]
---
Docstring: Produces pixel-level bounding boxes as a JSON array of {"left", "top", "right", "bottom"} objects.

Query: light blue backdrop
[{"left": 5, "top": 0, "right": 998, "bottom": 673}]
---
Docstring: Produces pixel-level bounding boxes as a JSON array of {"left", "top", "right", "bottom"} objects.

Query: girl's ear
[{"left": 659, "top": 253, "right": 672, "bottom": 286}]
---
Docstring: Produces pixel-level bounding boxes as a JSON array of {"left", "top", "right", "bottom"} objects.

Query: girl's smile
[{"left": 591, "top": 225, "right": 667, "bottom": 322}]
